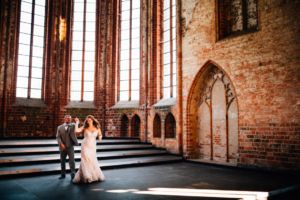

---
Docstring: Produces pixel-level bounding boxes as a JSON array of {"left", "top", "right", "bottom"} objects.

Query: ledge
[
  {"left": 12, "top": 98, "right": 48, "bottom": 108},
  {"left": 65, "top": 101, "right": 97, "bottom": 109},
  {"left": 151, "top": 98, "right": 176, "bottom": 107},
  {"left": 188, "top": 159, "right": 238, "bottom": 167},
  {"left": 110, "top": 100, "right": 140, "bottom": 109}
]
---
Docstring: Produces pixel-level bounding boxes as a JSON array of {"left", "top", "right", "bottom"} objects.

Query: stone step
[
  {"left": 0, "top": 144, "right": 153, "bottom": 155},
  {"left": 0, "top": 155, "right": 182, "bottom": 176},
  {"left": 0, "top": 138, "right": 140, "bottom": 147},
  {"left": 0, "top": 149, "right": 167, "bottom": 164}
]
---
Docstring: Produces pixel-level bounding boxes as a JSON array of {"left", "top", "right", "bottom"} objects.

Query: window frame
[{"left": 15, "top": 0, "right": 48, "bottom": 100}]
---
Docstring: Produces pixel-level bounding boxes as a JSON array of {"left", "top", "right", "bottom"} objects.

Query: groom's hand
[{"left": 61, "top": 143, "right": 66, "bottom": 150}]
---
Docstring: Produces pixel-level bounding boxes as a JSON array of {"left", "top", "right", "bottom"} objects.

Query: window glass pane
[
  {"left": 72, "top": 61, "right": 82, "bottom": 70},
  {"left": 131, "top": 90, "right": 139, "bottom": 100},
  {"left": 72, "top": 51, "right": 83, "bottom": 60},
  {"left": 33, "top": 36, "right": 44, "bottom": 47},
  {"left": 121, "top": 20, "right": 130, "bottom": 30},
  {"left": 164, "top": 52, "right": 170, "bottom": 64},
  {"left": 73, "top": 22, "right": 83, "bottom": 31},
  {"left": 131, "top": 79, "right": 139, "bottom": 90},
  {"left": 21, "top": 2, "right": 32, "bottom": 13},
  {"left": 164, "top": 64, "right": 170, "bottom": 75},
  {"left": 172, "top": 62, "right": 177, "bottom": 74},
  {"left": 172, "top": 39, "right": 176, "bottom": 51},
  {"left": 85, "top": 31, "right": 95, "bottom": 41},
  {"left": 164, "top": 75, "right": 170, "bottom": 87},
  {"left": 132, "top": 0, "right": 140, "bottom": 9},
  {"left": 31, "top": 89, "right": 41, "bottom": 98},
  {"left": 164, "top": 30, "right": 170, "bottom": 42},
  {"left": 120, "top": 80, "right": 129, "bottom": 90},
  {"left": 121, "top": 29, "right": 130, "bottom": 40},
  {"left": 35, "top": 0, "right": 45, "bottom": 6},
  {"left": 173, "top": 74, "right": 176, "bottom": 86},
  {"left": 120, "top": 60, "right": 129, "bottom": 70},
  {"left": 121, "top": 39, "right": 130, "bottom": 50},
  {"left": 85, "top": 51, "right": 95, "bottom": 61},
  {"left": 172, "top": 15, "right": 176, "bottom": 28},
  {"left": 31, "top": 67, "right": 42, "bottom": 78},
  {"left": 164, "top": 0, "right": 170, "bottom": 10},
  {"left": 16, "top": 88, "right": 28, "bottom": 98},
  {"left": 131, "top": 59, "right": 139, "bottom": 69},
  {"left": 86, "top": 22, "right": 95, "bottom": 32},
  {"left": 86, "top": 3, "right": 95, "bottom": 13},
  {"left": 18, "top": 55, "right": 30, "bottom": 66},
  {"left": 173, "top": 86, "right": 176, "bottom": 98},
  {"left": 21, "top": 12, "right": 32, "bottom": 23},
  {"left": 131, "top": 48, "right": 139, "bottom": 59},
  {"left": 74, "top": 12, "right": 84, "bottom": 22},
  {"left": 83, "top": 92, "right": 93, "bottom": 101},
  {"left": 84, "top": 81, "right": 94, "bottom": 92},
  {"left": 85, "top": 62, "right": 94, "bottom": 71},
  {"left": 172, "top": 27, "right": 176, "bottom": 40},
  {"left": 84, "top": 71, "right": 94, "bottom": 81},
  {"left": 35, "top": 5, "right": 45, "bottom": 16},
  {"left": 19, "top": 33, "right": 31, "bottom": 45},
  {"left": 32, "top": 57, "right": 43, "bottom": 68},
  {"left": 164, "top": 8, "right": 170, "bottom": 20},
  {"left": 20, "top": 22, "right": 31, "bottom": 34},
  {"left": 71, "top": 80, "right": 81, "bottom": 91},
  {"left": 31, "top": 78, "right": 42, "bottom": 89},
  {"left": 122, "top": 10, "right": 130, "bottom": 20},
  {"left": 17, "top": 66, "right": 29, "bottom": 77},
  {"left": 87, "top": 0, "right": 96, "bottom": 3},
  {"left": 132, "top": 9, "right": 140, "bottom": 19},
  {"left": 164, "top": 87, "right": 170, "bottom": 99},
  {"left": 17, "top": 77, "right": 29, "bottom": 88},
  {"left": 33, "top": 25, "right": 44, "bottom": 36},
  {"left": 74, "top": 3, "right": 84, "bottom": 12},
  {"left": 71, "top": 71, "right": 82, "bottom": 81},
  {"left": 19, "top": 44, "right": 30, "bottom": 56},
  {"left": 132, "top": 18, "right": 140, "bottom": 28},
  {"left": 120, "top": 70, "right": 129, "bottom": 80},
  {"left": 163, "top": 41, "right": 170, "bottom": 52},
  {"left": 172, "top": 5, "right": 176, "bottom": 16},
  {"left": 85, "top": 41, "right": 95, "bottom": 51},
  {"left": 72, "top": 40, "right": 83, "bottom": 51},
  {"left": 132, "top": 38, "right": 139, "bottom": 49},
  {"left": 131, "top": 69, "right": 139, "bottom": 80},
  {"left": 131, "top": 28, "right": 140, "bottom": 38},
  {"left": 32, "top": 46, "right": 43, "bottom": 58},
  {"left": 34, "top": 14, "right": 45, "bottom": 26},
  {"left": 121, "top": 50, "right": 129, "bottom": 60},
  {"left": 71, "top": 92, "right": 81, "bottom": 100},
  {"left": 122, "top": 1, "right": 130, "bottom": 11},
  {"left": 120, "top": 91, "right": 129, "bottom": 101},
  {"left": 164, "top": 19, "right": 170, "bottom": 31}
]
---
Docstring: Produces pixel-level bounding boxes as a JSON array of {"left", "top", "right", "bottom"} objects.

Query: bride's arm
[
  {"left": 97, "top": 128, "right": 102, "bottom": 141},
  {"left": 75, "top": 118, "right": 84, "bottom": 133}
]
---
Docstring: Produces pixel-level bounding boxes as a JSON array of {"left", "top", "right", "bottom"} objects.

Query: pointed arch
[
  {"left": 131, "top": 114, "right": 141, "bottom": 137},
  {"left": 120, "top": 114, "right": 129, "bottom": 137},
  {"left": 165, "top": 112, "right": 176, "bottom": 138},
  {"left": 153, "top": 113, "right": 161, "bottom": 138}
]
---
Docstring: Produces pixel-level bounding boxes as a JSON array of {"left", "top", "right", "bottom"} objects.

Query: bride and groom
[{"left": 56, "top": 115, "right": 105, "bottom": 183}]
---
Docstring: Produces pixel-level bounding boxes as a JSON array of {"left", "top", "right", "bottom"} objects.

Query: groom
[{"left": 56, "top": 115, "right": 79, "bottom": 181}]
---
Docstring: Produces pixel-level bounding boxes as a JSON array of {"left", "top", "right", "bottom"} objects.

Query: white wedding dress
[{"left": 73, "top": 129, "right": 105, "bottom": 183}]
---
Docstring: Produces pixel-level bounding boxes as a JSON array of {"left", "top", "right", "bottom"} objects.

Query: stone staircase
[{"left": 0, "top": 138, "right": 182, "bottom": 177}]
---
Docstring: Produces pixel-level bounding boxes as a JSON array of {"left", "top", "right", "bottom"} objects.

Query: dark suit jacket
[{"left": 56, "top": 123, "right": 79, "bottom": 151}]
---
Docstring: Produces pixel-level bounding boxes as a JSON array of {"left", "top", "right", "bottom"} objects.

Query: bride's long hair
[{"left": 83, "top": 115, "right": 100, "bottom": 129}]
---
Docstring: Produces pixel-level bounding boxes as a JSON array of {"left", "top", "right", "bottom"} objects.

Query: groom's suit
[{"left": 56, "top": 123, "right": 79, "bottom": 177}]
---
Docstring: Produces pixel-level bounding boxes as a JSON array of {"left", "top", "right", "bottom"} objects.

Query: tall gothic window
[
  {"left": 163, "top": 0, "right": 176, "bottom": 99},
  {"left": 71, "top": 0, "right": 96, "bottom": 101},
  {"left": 16, "top": 0, "right": 46, "bottom": 98},
  {"left": 119, "top": 0, "right": 140, "bottom": 101}
]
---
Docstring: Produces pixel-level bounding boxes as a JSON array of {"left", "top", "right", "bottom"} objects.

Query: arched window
[
  {"left": 70, "top": 0, "right": 96, "bottom": 101},
  {"left": 153, "top": 114, "right": 161, "bottom": 138},
  {"left": 162, "top": 0, "right": 176, "bottom": 99},
  {"left": 16, "top": 0, "right": 47, "bottom": 98},
  {"left": 165, "top": 113, "right": 176, "bottom": 138},
  {"left": 131, "top": 114, "right": 141, "bottom": 137},
  {"left": 121, "top": 114, "right": 129, "bottom": 137},
  {"left": 119, "top": 0, "right": 141, "bottom": 101}
]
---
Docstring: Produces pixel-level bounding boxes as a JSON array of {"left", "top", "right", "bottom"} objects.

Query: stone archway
[
  {"left": 131, "top": 114, "right": 141, "bottom": 137},
  {"left": 121, "top": 114, "right": 129, "bottom": 137},
  {"left": 188, "top": 62, "right": 238, "bottom": 163}
]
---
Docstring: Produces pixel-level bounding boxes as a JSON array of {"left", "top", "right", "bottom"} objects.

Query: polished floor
[{"left": 0, "top": 162, "right": 299, "bottom": 200}]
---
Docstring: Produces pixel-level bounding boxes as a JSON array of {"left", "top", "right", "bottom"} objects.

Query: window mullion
[
  {"left": 81, "top": 0, "right": 87, "bottom": 102},
  {"left": 28, "top": 0, "right": 36, "bottom": 98},
  {"left": 129, "top": 0, "right": 132, "bottom": 101}
]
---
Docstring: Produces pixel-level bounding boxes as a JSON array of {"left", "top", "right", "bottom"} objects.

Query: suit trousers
[{"left": 60, "top": 146, "right": 75, "bottom": 176}]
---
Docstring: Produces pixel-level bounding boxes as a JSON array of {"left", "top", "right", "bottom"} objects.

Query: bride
[{"left": 72, "top": 115, "right": 105, "bottom": 183}]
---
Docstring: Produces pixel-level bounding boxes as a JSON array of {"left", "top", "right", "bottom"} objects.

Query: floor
[{"left": 0, "top": 162, "right": 299, "bottom": 200}]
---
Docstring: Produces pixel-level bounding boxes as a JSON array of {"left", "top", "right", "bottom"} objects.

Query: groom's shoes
[{"left": 59, "top": 175, "right": 65, "bottom": 179}]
